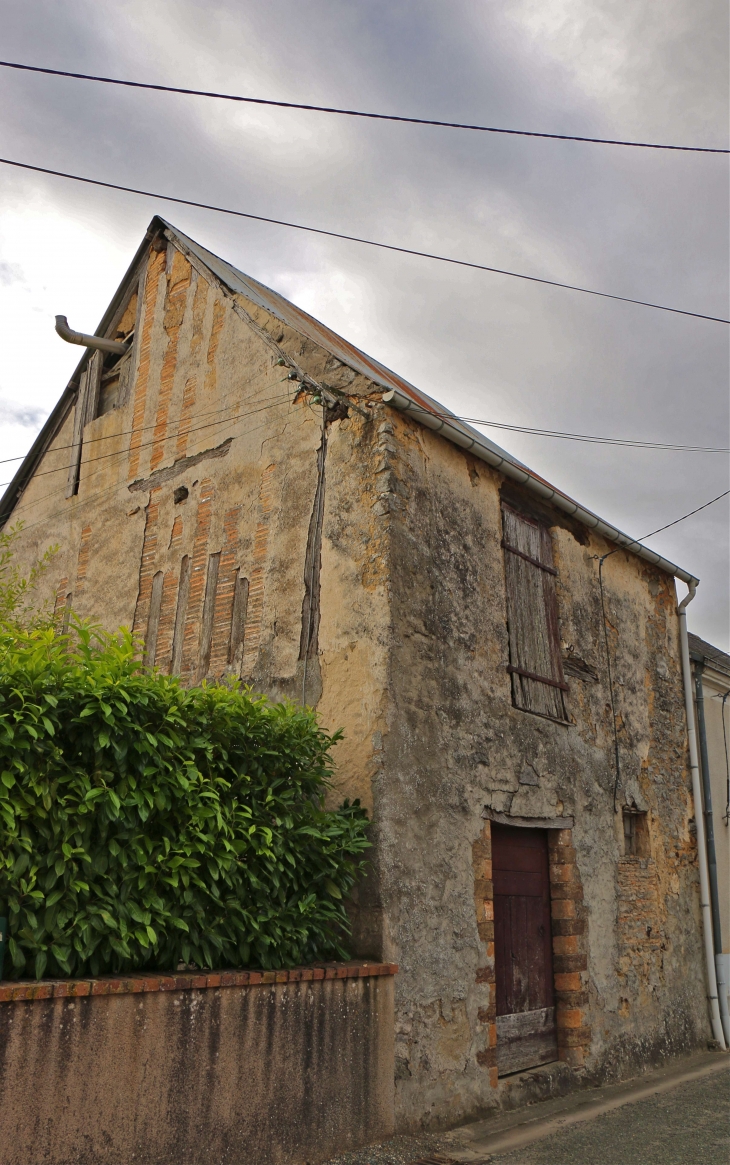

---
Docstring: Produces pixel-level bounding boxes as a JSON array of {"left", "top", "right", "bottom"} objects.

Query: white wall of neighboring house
[{"left": 690, "top": 634, "right": 730, "bottom": 1026}]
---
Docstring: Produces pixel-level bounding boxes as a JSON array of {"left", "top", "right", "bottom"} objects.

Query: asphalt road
[
  {"left": 322, "top": 1056, "right": 729, "bottom": 1165},
  {"left": 485, "top": 1066, "right": 728, "bottom": 1165}
]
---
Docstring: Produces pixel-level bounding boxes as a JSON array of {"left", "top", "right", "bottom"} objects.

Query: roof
[
  {"left": 688, "top": 632, "right": 730, "bottom": 679},
  {"left": 168, "top": 220, "right": 526, "bottom": 470},
  {"left": 0, "top": 216, "right": 699, "bottom": 588}
]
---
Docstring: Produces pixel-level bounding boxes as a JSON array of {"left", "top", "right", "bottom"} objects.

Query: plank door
[{"left": 492, "top": 823, "right": 558, "bottom": 1075}]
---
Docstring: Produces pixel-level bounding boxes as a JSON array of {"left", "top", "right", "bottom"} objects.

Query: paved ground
[
  {"left": 484, "top": 1068, "right": 728, "bottom": 1164},
  {"left": 322, "top": 1053, "right": 729, "bottom": 1165}
]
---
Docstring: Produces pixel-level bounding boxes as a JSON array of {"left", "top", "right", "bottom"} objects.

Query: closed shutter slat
[{"left": 502, "top": 505, "right": 567, "bottom": 721}]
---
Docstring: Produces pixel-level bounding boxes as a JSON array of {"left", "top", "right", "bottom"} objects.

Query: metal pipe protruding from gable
[
  {"left": 678, "top": 582, "right": 727, "bottom": 1049},
  {"left": 381, "top": 388, "right": 699, "bottom": 587},
  {"left": 55, "top": 315, "right": 129, "bottom": 356}
]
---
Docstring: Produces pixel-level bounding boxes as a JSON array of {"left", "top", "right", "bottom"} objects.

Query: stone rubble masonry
[
  {"left": 204, "top": 296, "right": 227, "bottom": 396},
  {"left": 180, "top": 477, "right": 215, "bottom": 679},
  {"left": 241, "top": 462, "right": 276, "bottom": 678},
  {"left": 207, "top": 504, "right": 242, "bottom": 677},
  {"left": 472, "top": 817, "right": 498, "bottom": 1089},
  {"left": 549, "top": 828, "right": 592, "bottom": 1068},
  {"left": 74, "top": 525, "right": 92, "bottom": 597},
  {"left": 128, "top": 247, "right": 166, "bottom": 480},
  {"left": 174, "top": 274, "right": 209, "bottom": 460},
  {"left": 149, "top": 251, "right": 190, "bottom": 472},
  {"left": 0, "top": 961, "right": 398, "bottom": 1002},
  {"left": 131, "top": 489, "right": 161, "bottom": 641}
]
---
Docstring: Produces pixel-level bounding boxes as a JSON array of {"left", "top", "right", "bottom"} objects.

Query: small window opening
[
  {"left": 623, "top": 807, "right": 650, "bottom": 858},
  {"left": 96, "top": 354, "right": 123, "bottom": 416}
]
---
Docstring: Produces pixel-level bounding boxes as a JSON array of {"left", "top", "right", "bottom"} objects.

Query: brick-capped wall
[
  {"left": 0, "top": 961, "right": 397, "bottom": 1165},
  {"left": 0, "top": 960, "right": 397, "bottom": 1003}
]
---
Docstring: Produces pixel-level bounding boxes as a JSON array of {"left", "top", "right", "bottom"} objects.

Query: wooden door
[{"left": 492, "top": 824, "right": 557, "bottom": 1075}]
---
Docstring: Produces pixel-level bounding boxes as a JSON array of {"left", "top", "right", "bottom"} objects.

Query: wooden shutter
[
  {"left": 501, "top": 504, "right": 568, "bottom": 721},
  {"left": 65, "top": 352, "right": 102, "bottom": 498}
]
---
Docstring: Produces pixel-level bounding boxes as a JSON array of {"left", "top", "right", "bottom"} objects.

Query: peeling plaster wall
[
  {"left": 370, "top": 410, "right": 709, "bottom": 1131},
  {"left": 8, "top": 236, "right": 392, "bottom": 857}
]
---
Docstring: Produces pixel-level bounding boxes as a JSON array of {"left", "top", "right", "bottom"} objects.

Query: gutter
[
  {"left": 381, "top": 387, "right": 699, "bottom": 586},
  {"left": 678, "top": 585, "right": 727, "bottom": 1048}
]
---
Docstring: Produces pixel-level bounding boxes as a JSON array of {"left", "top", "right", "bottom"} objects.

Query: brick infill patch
[{"left": 0, "top": 960, "right": 398, "bottom": 1002}]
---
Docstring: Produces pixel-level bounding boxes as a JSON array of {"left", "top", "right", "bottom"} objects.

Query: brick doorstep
[{"left": 0, "top": 960, "right": 398, "bottom": 1003}]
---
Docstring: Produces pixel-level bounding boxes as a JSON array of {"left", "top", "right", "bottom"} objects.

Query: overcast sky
[{"left": 1, "top": 0, "right": 728, "bottom": 646}]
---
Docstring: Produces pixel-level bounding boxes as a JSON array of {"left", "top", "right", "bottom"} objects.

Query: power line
[
  {"left": 0, "top": 394, "right": 298, "bottom": 529},
  {"left": 638, "top": 489, "right": 730, "bottom": 540},
  {"left": 1, "top": 157, "right": 727, "bottom": 324},
  {"left": 451, "top": 414, "right": 729, "bottom": 452},
  {"left": 3, "top": 397, "right": 726, "bottom": 569},
  {"left": 0, "top": 381, "right": 295, "bottom": 472},
  {"left": 1, "top": 399, "right": 727, "bottom": 478},
  {"left": 0, "top": 391, "right": 297, "bottom": 519},
  {"left": 1, "top": 60, "right": 727, "bottom": 155}
]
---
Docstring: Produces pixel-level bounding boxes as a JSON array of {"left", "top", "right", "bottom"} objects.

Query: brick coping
[{"left": 0, "top": 960, "right": 398, "bottom": 1002}]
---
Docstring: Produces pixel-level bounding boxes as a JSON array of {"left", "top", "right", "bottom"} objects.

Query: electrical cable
[
  {"left": 1, "top": 156, "right": 727, "bottom": 324},
  {"left": 0, "top": 376, "right": 299, "bottom": 468},
  {"left": 2, "top": 407, "right": 728, "bottom": 470},
  {"left": 637, "top": 489, "right": 730, "bottom": 540},
  {"left": 0, "top": 393, "right": 297, "bottom": 527},
  {"left": 597, "top": 552, "right": 623, "bottom": 812},
  {"left": 0, "top": 400, "right": 296, "bottom": 547},
  {"left": 436, "top": 412, "right": 730, "bottom": 452},
  {"left": 0, "top": 387, "right": 296, "bottom": 492},
  {"left": 592, "top": 484, "right": 730, "bottom": 815},
  {"left": 1, "top": 60, "right": 727, "bottom": 155}
]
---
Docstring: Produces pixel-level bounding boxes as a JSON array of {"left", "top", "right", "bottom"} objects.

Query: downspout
[
  {"left": 693, "top": 658, "right": 730, "bottom": 1045},
  {"left": 678, "top": 582, "right": 727, "bottom": 1048},
  {"left": 55, "top": 315, "right": 129, "bottom": 356}
]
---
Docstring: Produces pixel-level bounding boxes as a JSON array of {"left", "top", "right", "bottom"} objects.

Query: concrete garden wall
[{"left": 0, "top": 961, "right": 396, "bottom": 1165}]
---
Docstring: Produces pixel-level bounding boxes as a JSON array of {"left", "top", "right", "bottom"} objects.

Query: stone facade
[{"left": 2, "top": 217, "right": 711, "bottom": 1132}]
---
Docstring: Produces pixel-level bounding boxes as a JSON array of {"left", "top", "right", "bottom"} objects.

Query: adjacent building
[
  {"left": 688, "top": 633, "right": 730, "bottom": 1043},
  {"left": 1, "top": 217, "right": 718, "bottom": 1129}
]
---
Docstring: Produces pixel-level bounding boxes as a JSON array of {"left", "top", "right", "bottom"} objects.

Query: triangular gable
[{"left": 0, "top": 217, "right": 698, "bottom": 587}]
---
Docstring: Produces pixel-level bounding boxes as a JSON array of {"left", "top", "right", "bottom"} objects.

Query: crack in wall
[{"left": 299, "top": 404, "right": 348, "bottom": 704}]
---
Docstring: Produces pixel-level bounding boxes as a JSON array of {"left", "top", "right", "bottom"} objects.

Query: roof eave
[{"left": 382, "top": 386, "right": 699, "bottom": 588}]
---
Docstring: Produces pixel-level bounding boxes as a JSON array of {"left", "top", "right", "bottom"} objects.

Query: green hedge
[{"left": 0, "top": 622, "right": 369, "bottom": 979}]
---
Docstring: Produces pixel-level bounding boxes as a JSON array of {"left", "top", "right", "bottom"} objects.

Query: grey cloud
[
  {"left": 0, "top": 399, "right": 48, "bottom": 428},
  {"left": 0, "top": 0, "right": 727, "bottom": 644},
  {"left": 0, "top": 262, "right": 24, "bottom": 286}
]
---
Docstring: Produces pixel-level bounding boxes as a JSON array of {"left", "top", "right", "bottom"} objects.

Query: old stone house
[{"left": 1, "top": 217, "right": 717, "bottom": 1130}]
